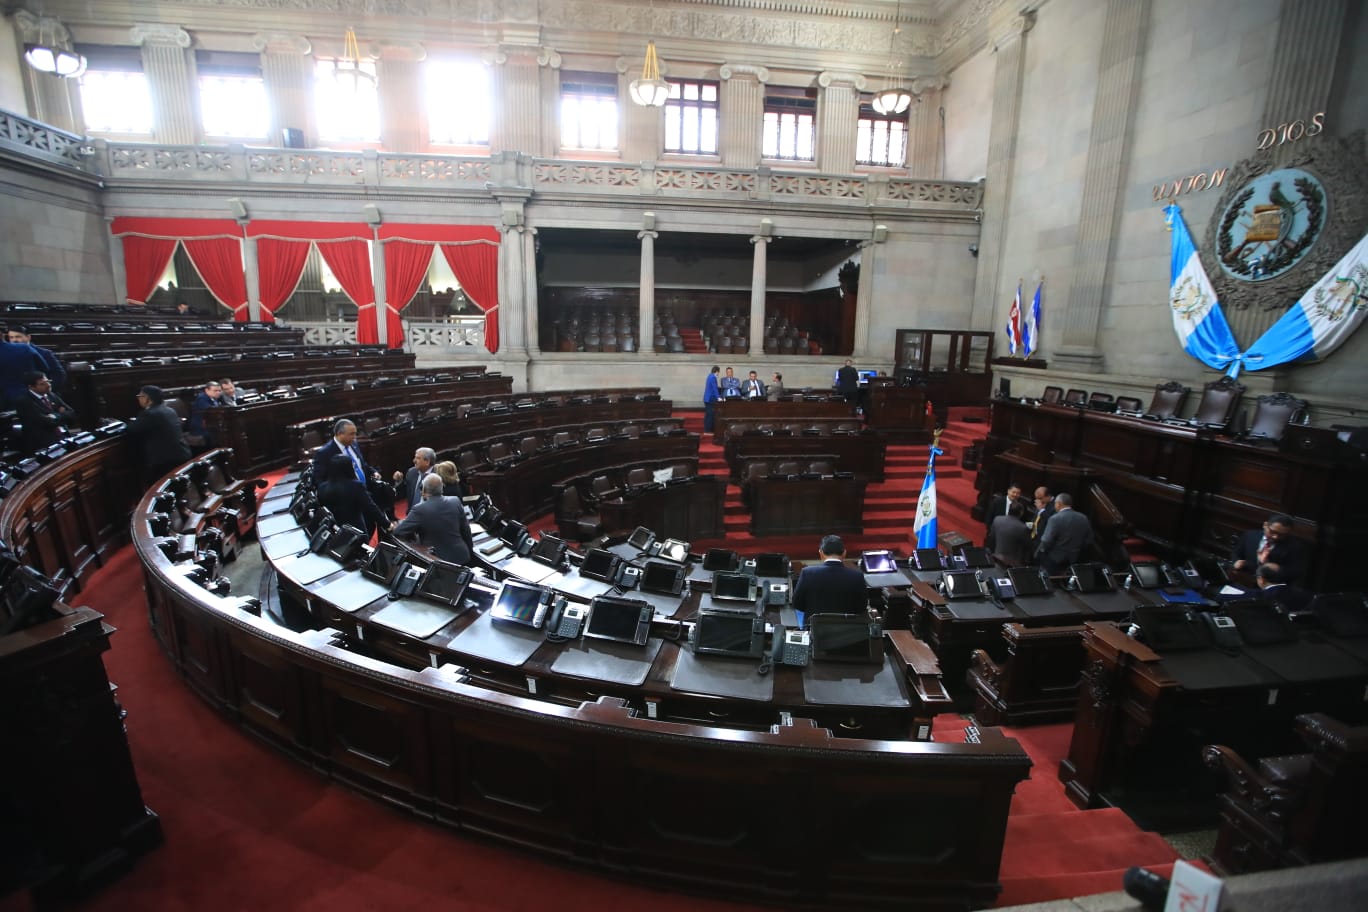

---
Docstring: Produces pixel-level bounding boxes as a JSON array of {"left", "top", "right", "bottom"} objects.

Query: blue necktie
[{"left": 347, "top": 446, "right": 366, "bottom": 484}]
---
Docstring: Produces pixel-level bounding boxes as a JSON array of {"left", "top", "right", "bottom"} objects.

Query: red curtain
[
  {"left": 253, "top": 238, "right": 310, "bottom": 322},
  {"left": 317, "top": 239, "right": 377, "bottom": 344},
  {"left": 440, "top": 241, "right": 500, "bottom": 353},
  {"left": 381, "top": 241, "right": 435, "bottom": 350},
  {"left": 119, "top": 236, "right": 178, "bottom": 305},
  {"left": 111, "top": 217, "right": 244, "bottom": 310},
  {"left": 182, "top": 237, "right": 249, "bottom": 321}
]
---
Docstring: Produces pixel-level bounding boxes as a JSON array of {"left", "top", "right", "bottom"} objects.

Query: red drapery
[
  {"left": 252, "top": 238, "right": 309, "bottom": 323},
  {"left": 111, "top": 218, "right": 244, "bottom": 314},
  {"left": 247, "top": 221, "right": 375, "bottom": 336},
  {"left": 317, "top": 240, "right": 378, "bottom": 344},
  {"left": 380, "top": 224, "right": 500, "bottom": 353},
  {"left": 380, "top": 241, "right": 434, "bottom": 350}
]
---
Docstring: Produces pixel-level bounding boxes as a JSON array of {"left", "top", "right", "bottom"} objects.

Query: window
[
  {"left": 314, "top": 58, "right": 379, "bottom": 142},
  {"left": 762, "top": 88, "right": 815, "bottom": 161},
  {"left": 664, "top": 80, "right": 718, "bottom": 155},
  {"left": 560, "top": 72, "right": 618, "bottom": 151},
  {"left": 426, "top": 60, "right": 490, "bottom": 146},
  {"left": 198, "top": 51, "right": 268, "bottom": 140},
  {"left": 856, "top": 101, "right": 907, "bottom": 167},
  {"left": 76, "top": 45, "right": 152, "bottom": 135}
]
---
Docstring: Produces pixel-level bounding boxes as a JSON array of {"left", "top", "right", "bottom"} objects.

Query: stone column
[
  {"left": 239, "top": 225, "right": 262, "bottom": 322},
  {"left": 14, "top": 13, "right": 80, "bottom": 133},
  {"left": 537, "top": 49, "right": 562, "bottom": 158},
  {"left": 618, "top": 56, "right": 661, "bottom": 163},
  {"left": 1054, "top": 0, "right": 1150, "bottom": 373},
  {"left": 488, "top": 45, "right": 543, "bottom": 156},
  {"left": 852, "top": 234, "right": 882, "bottom": 358},
  {"left": 969, "top": 9, "right": 1034, "bottom": 330},
  {"left": 718, "top": 64, "right": 768, "bottom": 170},
  {"left": 638, "top": 225, "right": 658, "bottom": 353},
  {"left": 748, "top": 232, "right": 771, "bottom": 353},
  {"left": 252, "top": 32, "right": 313, "bottom": 147},
  {"left": 905, "top": 76, "right": 947, "bottom": 177},
  {"left": 521, "top": 227, "right": 539, "bottom": 352},
  {"left": 816, "top": 71, "right": 865, "bottom": 173},
  {"left": 106, "top": 219, "right": 128, "bottom": 306},
  {"left": 131, "top": 23, "right": 198, "bottom": 146},
  {"left": 495, "top": 200, "right": 530, "bottom": 356},
  {"left": 370, "top": 228, "right": 389, "bottom": 348},
  {"left": 376, "top": 42, "right": 425, "bottom": 153}
]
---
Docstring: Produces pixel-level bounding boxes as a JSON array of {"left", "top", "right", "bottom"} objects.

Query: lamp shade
[
  {"left": 630, "top": 40, "right": 670, "bottom": 107},
  {"left": 872, "top": 87, "right": 912, "bottom": 116},
  {"left": 24, "top": 43, "right": 86, "bottom": 77}
]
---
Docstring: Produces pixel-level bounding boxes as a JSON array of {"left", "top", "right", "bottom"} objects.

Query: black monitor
[
  {"left": 0, "top": 564, "right": 62, "bottom": 635},
  {"left": 499, "top": 519, "right": 529, "bottom": 550},
  {"left": 942, "top": 571, "right": 983, "bottom": 600},
  {"left": 585, "top": 596, "right": 653, "bottom": 646},
  {"left": 809, "top": 614, "right": 882, "bottom": 664},
  {"left": 530, "top": 534, "right": 568, "bottom": 568},
  {"left": 656, "top": 538, "right": 690, "bottom": 563},
  {"left": 1129, "top": 561, "right": 1167, "bottom": 590},
  {"left": 325, "top": 524, "right": 368, "bottom": 564},
  {"left": 626, "top": 526, "right": 656, "bottom": 552},
  {"left": 860, "top": 550, "right": 897, "bottom": 573},
  {"left": 640, "top": 560, "right": 686, "bottom": 596},
  {"left": 470, "top": 494, "right": 496, "bottom": 526},
  {"left": 1187, "top": 556, "right": 1231, "bottom": 586},
  {"left": 956, "top": 546, "right": 994, "bottom": 569},
  {"left": 579, "top": 548, "right": 622, "bottom": 584},
  {"left": 1070, "top": 563, "right": 1115, "bottom": 593},
  {"left": 1224, "top": 598, "right": 1296, "bottom": 646},
  {"left": 752, "top": 553, "right": 791, "bottom": 578},
  {"left": 692, "top": 611, "right": 764, "bottom": 658},
  {"left": 363, "top": 541, "right": 406, "bottom": 585},
  {"left": 703, "top": 548, "right": 739, "bottom": 572},
  {"left": 1133, "top": 605, "right": 1210, "bottom": 652},
  {"left": 913, "top": 548, "right": 944, "bottom": 571},
  {"left": 489, "top": 579, "right": 549, "bottom": 629},
  {"left": 711, "top": 571, "right": 758, "bottom": 604},
  {"left": 416, "top": 561, "right": 473, "bottom": 606},
  {"left": 1008, "top": 566, "right": 1052, "bottom": 597}
]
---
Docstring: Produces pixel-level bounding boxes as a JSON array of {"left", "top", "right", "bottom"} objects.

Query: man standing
[
  {"left": 392, "top": 474, "right": 476, "bottom": 564},
  {"left": 14, "top": 372, "right": 77, "bottom": 453},
  {"left": 720, "top": 366, "right": 742, "bottom": 399},
  {"left": 311, "top": 418, "right": 395, "bottom": 518},
  {"left": 127, "top": 385, "right": 192, "bottom": 485},
  {"left": 702, "top": 365, "right": 721, "bottom": 432},
  {"left": 1030, "top": 486, "right": 1055, "bottom": 540},
  {"left": 986, "top": 501, "right": 1033, "bottom": 565},
  {"left": 792, "top": 534, "right": 869, "bottom": 627},
  {"left": 985, "top": 483, "right": 1029, "bottom": 531},
  {"left": 836, "top": 359, "right": 860, "bottom": 404},
  {"left": 743, "top": 370, "right": 766, "bottom": 399},
  {"left": 393, "top": 447, "right": 436, "bottom": 512},
  {"left": 766, "top": 372, "right": 784, "bottom": 401},
  {"left": 1232, "top": 513, "right": 1309, "bottom": 586},
  {"left": 1035, "top": 493, "right": 1093, "bottom": 575},
  {"left": 6, "top": 325, "right": 65, "bottom": 391}
]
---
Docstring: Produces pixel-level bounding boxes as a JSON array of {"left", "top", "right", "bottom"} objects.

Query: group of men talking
[{"left": 982, "top": 483, "right": 1090, "bottom": 574}]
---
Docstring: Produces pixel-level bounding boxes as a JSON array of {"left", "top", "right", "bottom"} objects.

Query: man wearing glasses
[{"left": 1232, "top": 513, "right": 1309, "bottom": 586}]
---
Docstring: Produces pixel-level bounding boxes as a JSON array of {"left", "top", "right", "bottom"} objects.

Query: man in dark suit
[
  {"left": 743, "top": 370, "right": 766, "bottom": 399},
  {"left": 791, "top": 534, "right": 868, "bottom": 627},
  {"left": 0, "top": 338, "right": 46, "bottom": 406},
  {"left": 392, "top": 447, "right": 436, "bottom": 512},
  {"left": 1255, "top": 563, "right": 1313, "bottom": 612},
  {"left": 6, "top": 325, "right": 65, "bottom": 391},
  {"left": 985, "top": 483, "right": 1029, "bottom": 531},
  {"left": 1035, "top": 492, "right": 1094, "bottom": 575},
  {"left": 187, "top": 380, "right": 223, "bottom": 448},
  {"left": 127, "top": 385, "right": 192, "bottom": 485},
  {"left": 1030, "top": 485, "right": 1055, "bottom": 541},
  {"left": 14, "top": 371, "right": 77, "bottom": 453},
  {"left": 392, "top": 474, "right": 475, "bottom": 564},
  {"left": 986, "top": 500, "right": 1033, "bottom": 564},
  {"left": 836, "top": 359, "right": 860, "bottom": 405},
  {"left": 1231, "top": 513, "right": 1310, "bottom": 587},
  {"left": 312, "top": 419, "right": 396, "bottom": 518}
]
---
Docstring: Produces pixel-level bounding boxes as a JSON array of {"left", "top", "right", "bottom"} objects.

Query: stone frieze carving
[{"left": 381, "top": 156, "right": 492, "bottom": 183}]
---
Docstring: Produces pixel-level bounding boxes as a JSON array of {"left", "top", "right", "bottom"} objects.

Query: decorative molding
[
  {"left": 130, "top": 23, "right": 193, "bottom": 49},
  {"left": 14, "top": 11, "right": 74, "bottom": 44},
  {"left": 376, "top": 41, "right": 428, "bottom": 63},
  {"left": 250, "top": 32, "right": 312, "bottom": 55},
  {"left": 990, "top": 10, "right": 1035, "bottom": 52},
  {"left": 817, "top": 71, "right": 867, "bottom": 91},
  {"left": 718, "top": 63, "right": 770, "bottom": 82},
  {"left": 537, "top": 48, "right": 563, "bottom": 69}
]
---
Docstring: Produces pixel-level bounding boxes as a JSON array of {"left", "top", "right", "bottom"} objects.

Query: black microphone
[{"left": 1123, "top": 866, "right": 1170, "bottom": 911}]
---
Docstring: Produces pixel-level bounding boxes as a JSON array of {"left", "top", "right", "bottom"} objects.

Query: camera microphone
[{"left": 1122, "top": 866, "right": 1170, "bottom": 911}]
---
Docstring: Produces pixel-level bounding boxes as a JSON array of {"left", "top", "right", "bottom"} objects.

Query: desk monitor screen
[
  {"left": 1188, "top": 556, "right": 1230, "bottom": 585},
  {"left": 657, "top": 538, "right": 690, "bottom": 563},
  {"left": 711, "top": 571, "right": 758, "bottom": 604},
  {"left": 1008, "top": 567, "right": 1052, "bottom": 597},
  {"left": 626, "top": 526, "right": 656, "bottom": 552},
  {"left": 1225, "top": 599, "right": 1296, "bottom": 646},
  {"left": 703, "top": 548, "right": 739, "bottom": 572},
  {"left": 490, "top": 579, "right": 549, "bottom": 629},
  {"left": 363, "top": 541, "right": 407, "bottom": 585},
  {"left": 861, "top": 550, "right": 897, "bottom": 573},
  {"left": 753, "top": 553, "right": 790, "bottom": 578},
  {"left": 809, "top": 614, "right": 882, "bottom": 664},
  {"left": 1071, "top": 563, "right": 1115, "bottom": 593},
  {"left": 640, "top": 560, "right": 686, "bottom": 596},
  {"left": 530, "top": 534, "right": 568, "bottom": 567},
  {"left": 913, "top": 548, "right": 944, "bottom": 571},
  {"left": 416, "top": 561, "right": 472, "bottom": 606},
  {"left": 1134, "top": 605, "right": 1210, "bottom": 652},
  {"left": 693, "top": 611, "right": 763, "bottom": 658},
  {"left": 942, "top": 571, "right": 984, "bottom": 600},
  {"left": 499, "top": 519, "right": 529, "bottom": 550},
  {"left": 585, "top": 596, "right": 653, "bottom": 646},
  {"left": 1129, "top": 561, "right": 1167, "bottom": 590},
  {"left": 579, "top": 548, "right": 622, "bottom": 584},
  {"left": 831, "top": 369, "right": 880, "bottom": 387},
  {"left": 325, "top": 524, "right": 368, "bottom": 564},
  {"left": 956, "top": 547, "right": 994, "bottom": 569}
]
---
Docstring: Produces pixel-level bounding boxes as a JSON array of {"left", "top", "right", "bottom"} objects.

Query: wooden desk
[
  {"left": 597, "top": 476, "right": 726, "bottom": 541},
  {"left": 864, "top": 382, "right": 931, "bottom": 443},
  {"left": 713, "top": 400, "right": 854, "bottom": 443},
  {"left": 726, "top": 432, "right": 887, "bottom": 482},
  {"left": 749, "top": 476, "right": 866, "bottom": 536}
]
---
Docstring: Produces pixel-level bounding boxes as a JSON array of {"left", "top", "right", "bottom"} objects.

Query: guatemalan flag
[
  {"left": 1005, "top": 283, "right": 1023, "bottom": 355},
  {"left": 1238, "top": 230, "right": 1368, "bottom": 371},
  {"left": 1024, "top": 282, "right": 1042, "bottom": 356},
  {"left": 913, "top": 439, "right": 944, "bottom": 550},
  {"left": 1165, "top": 204, "right": 1240, "bottom": 371}
]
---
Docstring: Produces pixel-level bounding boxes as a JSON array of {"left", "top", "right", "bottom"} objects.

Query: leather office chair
[
  {"left": 667, "top": 337, "right": 685, "bottom": 353},
  {"left": 653, "top": 334, "right": 668, "bottom": 352},
  {"left": 486, "top": 441, "right": 515, "bottom": 467},
  {"left": 555, "top": 486, "right": 601, "bottom": 541},
  {"left": 589, "top": 474, "right": 620, "bottom": 502},
  {"left": 1246, "top": 392, "right": 1308, "bottom": 442},
  {"left": 1041, "top": 385, "right": 1064, "bottom": 405},
  {"left": 808, "top": 460, "right": 834, "bottom": 476},
  {"left": 620, "top": 424, "right": 642, "bottom": 439},
  {"left": 600, "top": 335, "right": 619, "bottom": 352},
  {"left": 716, "top": 336, "right": 733, "bottom": 354},
  {"left": 776, "top": 460, "right": 803, "bottom": 478},
  {"left": 551, "top": 431, "right": 576, "bottom": 448},
  {"left": 626, "top": 467, "right": 654, "bottom": 490},
  {"left": 834, "top": 422, "right": 860, "bottom": 433},
  {"left": 620, "top": 335, "right": 637, "bottom": 353},
  {"left": 1191, "top": 376, "right": 1245, "bottom": 430},
  {"left": 1115, "top": 396, "right": 1144, "bottom": 415},
  {"left": 516, "top": 436, "right": 541, "bottom": 459},
  {"left": 764, "top": 336, "right": 779, "bottom": 354},
  {"left": 457, "top": 450, "right": 481, "bottom": 474},
  {"left": 1087, "top": 392, "right": 1117, "bottom": 413},
  {"left": 1063, "top": 388, "right": 1088, "bottom": 407},
  {"left": 741, "top": 461, "right": 769, "bottom": 508},
  {"left": 1145, "top": 381, "right": 1191, "bottom": 420}
]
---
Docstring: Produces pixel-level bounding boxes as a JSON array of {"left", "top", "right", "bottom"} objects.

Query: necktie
[
  {"left": 40, "top": 394, "right": 52, "bottom": 410},
  {"left": 347, "top": 446, "right": 366, "bottom": 484},
  {"left": 1257, "top": 538, "right": 1272, "bottom": 564}
]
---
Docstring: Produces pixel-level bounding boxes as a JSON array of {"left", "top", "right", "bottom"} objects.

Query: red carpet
[{"left": 58, "top": 410, "right": 1185, "bottom": 910}]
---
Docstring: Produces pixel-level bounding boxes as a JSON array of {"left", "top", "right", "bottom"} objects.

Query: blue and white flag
[
  {"left": 1024, "top": 282, "right": 1042, "bottom": 356},
  {"left": 1165, "top": 204, "right": 1240, "bottom": 371},
  {"left": 1238, "top": 230, "right": 1368, "bottom": 372},
  {"left": 1005, "top": 283, "right": 1023, "bottom": 355},
  {"left": 913, "top": 441, "right": 943, "bottom": 550}
]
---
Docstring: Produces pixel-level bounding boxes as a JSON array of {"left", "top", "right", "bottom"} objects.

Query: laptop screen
[
  {"left": 810, "top": 614, "right": 881, "bottom": 663},
  {"left": 753, "top": 553, "right": 790, "bottom": 578},
  {"left": 711, "top": 571, "right": 757, "bottom": 603},
  {"left": 363, "top": 541, "right": 406, "bottom": 584},
  {"left": 489, "top": 580, "right": 547, "bottom": 628},
  {"left": 585, "top": 596, "right": 652, "bottom": 646},
  {"left": 1008, "top": 567, "right": 1051, "bottom": 597},
  {"left": 416, "top": 561, "right": 472, "bottom": 605},
  {"left": 640, "top": 561, "right": 685, "bottom": 596},
  {"left": 579, "top": 548, "right": 621, "bottom": 583},
  {"left": 861, "top": 551, "right": 896, "bottom": 573},
  {"left": 693, "top": 612, "right": 762, "bottom": 657}
]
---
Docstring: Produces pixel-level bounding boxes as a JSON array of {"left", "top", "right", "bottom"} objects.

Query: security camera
[{"left": 968, "top": 244, "right": 979, "bottom": 257}]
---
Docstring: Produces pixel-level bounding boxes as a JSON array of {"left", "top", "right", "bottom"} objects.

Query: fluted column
[
  {"left": 618, "top": 55, "right": 661, "bottom": 163},
  {"left": 719, "top": 64, "right": 768, "bottom": 169},
  {"left": 238, "top": 220, "right": 262, "bottom": 322},
  {"left": 748, "top": 233, "right": 770, "bottom": 352},
  {"left": 816, "top": 71, "right": 865, "bottom": 173},
  {"left": 970, "top": 9, "right": 1034, "bottom": 330},
  {"left": 489, "top": 45, "right": 542, "bottom": 156},
  {"left": 1054, "top": 0, "right": 1150, "bottom": 373},
  {"left": 905, "top": 77, "right": 947, "bottom": 177},
  {"left": 132, "top": 23, "right": 198, "bottom": 145},
  {"left": 639, "top": 226, "right": 658, "bottom": 352},
  {"left": 853, "top": 235, "right": 882, "bottom": 358},
  {"left": 253, "top": 32, "right": 313, "bottom": 147},
  {"left": 369, "top": 228, "right": 388, "bottom": 347},
  {"left": 537, "top": 49, "right": 562, "bottom": 158},
  {"left": 521, "top": 227, "right": 539, "bottom": 352},
  {"left": 106, "top": 219, "right": 128, "bottom": 306},
  {"left": 15, "top": 13, "right": 79, "bottom": 133},
  {"left": 377, "top": 42, "right": 425, "bottom": 153}
]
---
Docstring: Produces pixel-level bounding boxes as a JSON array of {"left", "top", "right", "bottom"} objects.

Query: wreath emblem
[
  {"left": 1217, "top": 169, "right": 1326, "bottom": 282},
  {"left": 1310, "top": 265, "right": 1367, "bottom": 323}
]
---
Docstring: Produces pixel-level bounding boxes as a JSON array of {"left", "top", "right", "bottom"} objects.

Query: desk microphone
[{"left": 1122, "top": 866, "right": 1170, "bottom": 911}]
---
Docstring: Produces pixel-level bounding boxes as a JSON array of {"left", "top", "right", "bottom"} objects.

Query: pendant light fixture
[
  {"left": 872, "top": 1, "right": 912, "bottom": 116},
  {"left": 24, "top": 16, "right": 86, "bottom": 78}
]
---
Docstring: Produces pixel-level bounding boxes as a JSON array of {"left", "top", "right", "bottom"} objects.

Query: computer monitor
[
  {"left": 860, "top": 550, "right": 897, "bottom": 573},
  {"left": 363, "top": 541, "right": 407, "bottom": 585},
  {"left": 858, "top": 369, "right": 878, "bottom": 386},
  {"left": 1129, "top": 561, "right": 1168, "bottom": 590},
  {"left": 1008, "top": 566, "right": 1051, "bottom": 597},
  {"left": 1133, "top": 605, "right": 1209, "bottom": 652},
  {"left": 703, "top": 548, "right": 739, "bottom": 572},
  {"left": 626, "top": 526, "right": 656, "bottom": 552},
  {"left": 530, "top": 534, "right": 568, "bottom": 567},
  {"left": 692, "top": 611, "right": 764, "bottom": 658},
  {"left": 809, "top": 614, "right": 882, "bottom": 664},
  {"left": 416, "top": 561, "right": 473, "bottom": 606},
  {"left": 1070, "top": 563, "right": 1115, "bottom": 593},
  {"left": 585, "top": 596, "right": 653, "bottom": 646},
  {"left": 956, "top": 546, "right": 994, "bottom": 569},
  {"left": 1187, "top": 556, "right": 1231, "bottom": 586},
  {"left": 656, "top": 538, "right": 690, "bottom": 563},
  {"left": 489, "top": 579, "right": 549, "bottom": 629},
  {"left": 711, "top": 571, "right": 758, "bottom": 604},
  {"left": 499, "top": 519, "right": 529, "bottom": 550},
  {"left": 752, "top": 553, "right": 791, "bottom": 578},
  {"left": 640, "top": 560, "right": 686, "bottom": 596},
  {"left": 942, "top": 571, "right": 984, "bottom": 600},
  {"left": 324, "top": 524, "right": 368, "bottom": 564},
  {"left": 913, "top": 548, "right": 944, "bottom": 571},
  {"left": 579, "top": 548, "right": 622, "bottom": 584}
]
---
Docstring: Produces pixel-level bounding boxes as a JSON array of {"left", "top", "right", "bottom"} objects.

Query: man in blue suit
[{"left": 791, "top": 534, "right": 868, "bottom": 627}]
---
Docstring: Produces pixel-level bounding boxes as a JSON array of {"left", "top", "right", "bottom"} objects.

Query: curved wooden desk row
[
  {"left": 725, "top": 430, "right": 888, "bottom": 482},
  {"left": 214, "top": 491, "right": 1030, "bottom": 909},
  {"left": 204, "top": 374, "right": 514, "bottom": 474},
  {"left": 712, "top": 400, "right": 857, "bottom": 444}
]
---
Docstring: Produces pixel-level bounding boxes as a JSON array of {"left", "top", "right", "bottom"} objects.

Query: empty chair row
[{"left": 1038, "top": 379, "right": 1308, "bottom": 441}]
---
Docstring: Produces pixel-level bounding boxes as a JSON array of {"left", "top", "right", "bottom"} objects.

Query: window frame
[
  {"left": 558, "top": 71, "right": 620, "bottom": 154},
  {"left": 855, "top": 99, "right": 909, "bottom": 169},
  {"left": 313, "top": 56, "right": 382, "bottom": 146},
  {"left": 196, "top": 50, "right": 269, "bottom": 142},
  {"left": 423, "top": 58, "right": 492, "bottom": 151},
  {"left": 761, "top": 86, "right": 817, "bottom": 163},
  {"left": 74, "top": 44, "right": 153, "bottom": 138},
  {"left": 663, "top": 78, "right": 720, "bottom": 157}
]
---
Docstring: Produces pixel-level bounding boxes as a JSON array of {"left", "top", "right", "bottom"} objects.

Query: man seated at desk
[
  {"left": 792, "top": 534, "right": 869, "bottom": 627},
  {"left": 392, "top": 474, "right": 475, "bottom": 564},
  {"left": 1035, "top": 493, "right": 1093, "bottom": 575},
  {"left": 743, "top": 370, "right": 766, "bottom": 399},
  {"left": 1255, "top": 562, "right": 1313, "bottom": 612},
  {"left": 1232, "top": 513, "right": 1309, "bottom": 587}
]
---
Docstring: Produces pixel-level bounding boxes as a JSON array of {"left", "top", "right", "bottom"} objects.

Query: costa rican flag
[{"left": 1005, "top": 283, "right": 1023, "bottom": 356}]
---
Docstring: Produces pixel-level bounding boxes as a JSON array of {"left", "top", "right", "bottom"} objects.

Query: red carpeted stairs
[{"left": 681, "top": 328, "right": 710, "bottom": 354}]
